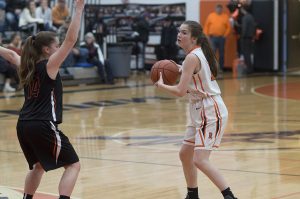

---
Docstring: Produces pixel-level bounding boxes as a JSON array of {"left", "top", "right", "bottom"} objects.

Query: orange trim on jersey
[
  {"left": 197, "top": 74, "right": 205, "bottom": 92},
  {"left": 214, "top": 105, "right": 220, "bottom": 139},
  {"left": 198, "top": 129, "right": 205, "bottom": 147},
  {"left": 201, "top": 108, "right": 207, "bottom": 140},
  {"left": 188, "top": 46, "right": 200, "bottom": 54},
  {"left": 197, "top": 74, "right": 209, "bottom": 97},
  {"left": 199, "top": 107, "right": 204, "bottom": 128},
  {"left": 211, "top": 97, "right": 222, "bottom": 142},
  {"left": 192, "top": 76, "right": 198, "bottom": 90},
  {"left": 184, "top": 139, "right": 195, "bottom": 144}
]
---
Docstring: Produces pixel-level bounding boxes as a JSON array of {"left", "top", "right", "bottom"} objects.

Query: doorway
[{"left": 287, "top": 0, "right": 300, "bottom": 69}]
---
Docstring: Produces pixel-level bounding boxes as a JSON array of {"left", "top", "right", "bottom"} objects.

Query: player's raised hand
[{"left": 74, "top": 0, "right": 85, "bottom": 10}]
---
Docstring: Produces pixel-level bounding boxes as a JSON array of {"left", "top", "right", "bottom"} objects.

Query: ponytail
[
  {"left": 18, "top": 31, "right": 57, "bottom": 88},
  {"left": 198, "top": 34, "right": 218, "bottom": 78},
  {"left": 18, "top": 36, "right": 39, "bottom": 88}
]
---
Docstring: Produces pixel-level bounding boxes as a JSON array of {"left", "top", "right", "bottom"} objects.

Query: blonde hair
[{"left": 84, "top": 32, "right": 95, "bottom": 41}]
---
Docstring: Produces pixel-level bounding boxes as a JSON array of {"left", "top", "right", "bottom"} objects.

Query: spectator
[
  {"left": 0, "top": 0, "right": 5, "bottom": 34},
  {"left": 5, "top": 0, "right": 25, "bottom": 31},
  {"left": 52, "top": 0, "right": 69, "bottom": 29},
  {"left": 7, "top": 32, "right": 22, "bottom": 55},
  {"left": 18, "top": 0, "right": 44, "bottom": 35},
  {"left": 0, "top": 56, "right": 17, "bottom": 92},
  {"left": 240, "top": 6, "right": 256, "bottom": 74},
  {"left": 0, "top": 1, "right": 5, "bottom": 9},
  {"left": 57, "top": 16, "right": 71, "bottom": 44},
  {"left": 0, "top": 33, "right": 18, "bottom": 92},
  {"left": 57, "top": 16, "right": 76, "bottom": 71},
  {"left": 158, "top": 17, "right": 178, "bottom": 62},
  {"left": 204, "top": 4, "right": 231, "bottom": 72},
  {"left": 227, "top": 0, "right": 253, "bottom": 57},
  {"left": 132, "top": 14, "right": 150, "bottom": 70},
  {"left": 91, "top": 12, "right": 107, "bottom": 47},
  {"left": 80, "top": 32, "right": 114, "bottom": 84},
  {"left": 36, "top": 0, "right": 56, "bottom": 31}
]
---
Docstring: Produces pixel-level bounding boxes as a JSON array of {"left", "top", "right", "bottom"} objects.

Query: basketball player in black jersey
[{"left": 0, "top": 1, "right": 85, "bottom": 199}]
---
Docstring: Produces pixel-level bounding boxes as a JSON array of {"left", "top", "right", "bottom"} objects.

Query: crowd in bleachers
[{"left": 0, "top": 0, "right": 114, "bottom": 93}]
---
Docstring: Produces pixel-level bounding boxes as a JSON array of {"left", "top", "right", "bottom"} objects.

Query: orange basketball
[{"left": 150, "top": 60, "right": 180, "bottom": 85}]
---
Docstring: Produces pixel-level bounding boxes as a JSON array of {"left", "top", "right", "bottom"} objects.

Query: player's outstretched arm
[
  {"left": 0, "top": 46, "right": 20, "bottom": 67},
  {"left": 47, "top": 0, "right": 85, "bottom": 79}
]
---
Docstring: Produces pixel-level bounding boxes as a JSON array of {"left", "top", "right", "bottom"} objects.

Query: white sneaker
[{"left": 3, "top": 84, "right": 16, "bottom": 92}]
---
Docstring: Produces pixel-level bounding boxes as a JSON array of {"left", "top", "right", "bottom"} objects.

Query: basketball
[{"left": 150, "top": 60, "right": 180, "bottom": 85}]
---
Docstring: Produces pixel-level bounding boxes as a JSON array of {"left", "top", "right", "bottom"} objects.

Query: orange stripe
[
  {"left": 213, "top": 103, "right": 220, "bottom": 139},
  {"left": 201, "top": 108, "right": 207, "bottom": 140},
  {"left": 211, "top": 97, "right": 222, "bottom": 142},
  {"left": 212, "top": 97, "right": 222, "bottom": 138},
  {"left": 197, "top": 74, "right": 209, "bottom": 97},
  {"left": 192, "top": 76, "right": 198, "bottom": 90},
  {"left": 198, "top": 129, "right": 205, "bottom": 146},
  {"left": 197, "top": 74, "right": 205, "bottom": 92},
  {"left": 184, "top": 139, "right": 195, "bottom": 144}
]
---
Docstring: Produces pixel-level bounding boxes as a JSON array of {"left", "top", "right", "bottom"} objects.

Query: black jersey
[{"left": 19, "top": 60, "right": 63, "bottom": 123}]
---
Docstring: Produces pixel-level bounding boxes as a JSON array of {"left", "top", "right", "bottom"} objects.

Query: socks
[
  {"left": 221, "top": 187, "right": 236, "bottom": 198},
  {"left": 23, "top": 193, "right": 33, "bottom": 199},
  {"left": 59, "top": 196, "right": 70, "bottom": 199},
  {"left": 186, "top": 187, "right": 199, "bottom": 199},
  {"left": 23, "top": 193, "right": 70, "bottom": 199}
]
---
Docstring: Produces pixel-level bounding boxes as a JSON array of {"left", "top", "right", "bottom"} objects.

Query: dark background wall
[{"left": 251, "top": 0, "right": 275, "bottom": 72}]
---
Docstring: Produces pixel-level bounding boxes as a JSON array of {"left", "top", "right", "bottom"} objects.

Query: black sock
[
  {"left": 23, "top": 193, "right": 33, "bottom": 199},
  {"left": 187, "top": 187, "right": 199, "bottom": 199},
  {"left": 59, "top": 195, "right": 70, "bottom": 199},
  {"left": 221, "top": 187, "right": 236, "bottom": 198}
]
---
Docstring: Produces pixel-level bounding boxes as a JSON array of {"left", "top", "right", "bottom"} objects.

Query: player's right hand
[{"left": 74, "top": 0, "right": 85, "bottom": 10}]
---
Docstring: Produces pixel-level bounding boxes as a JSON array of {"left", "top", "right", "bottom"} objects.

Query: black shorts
[{"left": 16, "top": 120, "right": 79, "bottom": 172}]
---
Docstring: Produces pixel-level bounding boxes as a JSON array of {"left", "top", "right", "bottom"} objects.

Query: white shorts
[{"left": 183, "top": 95, "right": 228, "bottom": 150}]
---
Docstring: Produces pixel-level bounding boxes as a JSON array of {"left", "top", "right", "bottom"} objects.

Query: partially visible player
[
  {"left": 0, "top": 1, "right": 85, "bottom": 199},
  {"left": 155, "top": 20, "right": 237, "bottom": 199}
]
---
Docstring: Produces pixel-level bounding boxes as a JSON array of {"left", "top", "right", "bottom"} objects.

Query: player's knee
[
  {"left": 69, "top": 161, "right": 81, "bottom": 172},
  {"left": 179, "top": 147, "right": 187, "bottom": 161},
  {"left": 193, "top": 158, "right": 207, "bottom": 171},
  {"left": 32, "top": 162, "right": 45, "bottom": 174},
  {"left": 179, "top": 146, "right": 192, "bottom": 162}
]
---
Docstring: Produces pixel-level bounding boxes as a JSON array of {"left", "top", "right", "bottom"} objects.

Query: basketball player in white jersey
[{"left": 155, "top": 21, "right": 237, "bottom": 199}]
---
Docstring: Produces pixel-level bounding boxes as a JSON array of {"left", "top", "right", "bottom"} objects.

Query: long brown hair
[
  {"left": 183, "top": 20, "right": 218, "bottom": 77},
  {"left": 19, "top": 31, "right": 57, "bottom": 87}
]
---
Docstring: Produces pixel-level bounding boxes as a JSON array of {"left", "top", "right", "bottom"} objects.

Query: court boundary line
[{"left": 0, "top": 185, "right": 80, "bottom": 199}]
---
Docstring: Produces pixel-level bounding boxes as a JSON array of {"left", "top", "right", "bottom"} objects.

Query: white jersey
[
  {"left": 187, "top": 47, "right": 221, "bottom": 100},
  {"left": 182, "top": 48, "right": 228, "bottom": 150}
]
